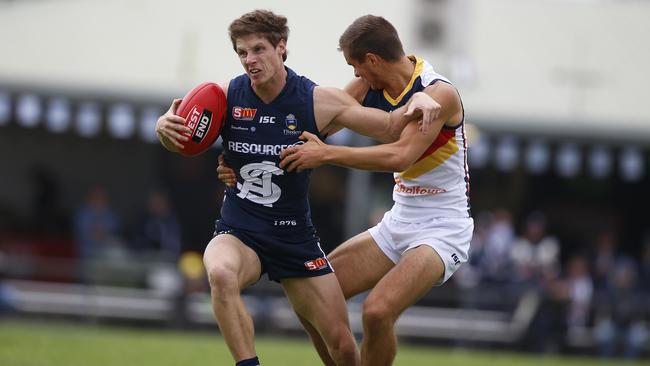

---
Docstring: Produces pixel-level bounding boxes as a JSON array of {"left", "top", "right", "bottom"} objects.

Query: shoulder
[
  {"left": 286, "top": 66, "right": 317, "bottom": 89},
  {"left": 416, "top": 57, "right": 449, "bottom": 86},
  {"left": 425, "top": 79, "right": 456, "bottom": 95},
  {"left": 424, "top": 80, "right": 460, "bottom": 106},
  {"left": 422, "top": 80, "right": 463, "bottom": 126},
  {"left": 343, "top": 77, "right": 370, "bottom": 104},
  {"left": 218, "top": 81, "right": 230, "bottom": 96},
  {"left": 227, "top": 73, "right": 250, "bottom": 91},
  {"left": 313, "top": 86, "right": 356, "bottom": 106}
]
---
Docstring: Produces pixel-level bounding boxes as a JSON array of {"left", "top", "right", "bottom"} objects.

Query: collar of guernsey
[{"left": 382, "top": 55, "right": 449, "bottom": 106}]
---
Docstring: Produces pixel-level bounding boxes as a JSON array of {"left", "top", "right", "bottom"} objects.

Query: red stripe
[{"left": 415, "top": 128, "right": 455, "bottom": 163}]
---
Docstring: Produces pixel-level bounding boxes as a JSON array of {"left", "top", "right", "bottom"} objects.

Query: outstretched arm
[
  {"left": 281, "top": 83, "right": 461, "bottom": 172},
  {"left": 315, "top": 87, "right": 440, "bottom": 143}
]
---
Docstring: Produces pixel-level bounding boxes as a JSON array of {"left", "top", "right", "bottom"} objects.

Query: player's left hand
[
  {"left": 279, "top": 131, "right": 327, "bottom": 172},
  {"left": 216, "top": 154, "right": 237, "bottom": 187},
  {"left": 403, "top": 92, "right": 441, "bottom": 134}
]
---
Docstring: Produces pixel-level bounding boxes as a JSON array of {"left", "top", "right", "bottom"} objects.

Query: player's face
[
  {"left": 344, "top": 51, "right": 383, "bottom": 90},
  {"left": 235, "top": 34, "right": 286, "bottom": 86}
]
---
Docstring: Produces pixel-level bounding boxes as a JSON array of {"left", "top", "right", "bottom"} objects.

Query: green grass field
[{"left": 0, "top": 320, "right": 644, "bottom": 366}]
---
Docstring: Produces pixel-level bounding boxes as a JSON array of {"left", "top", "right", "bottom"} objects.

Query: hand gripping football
[{"left": 175, "top": 82, "right": 227, "bottom": 156}]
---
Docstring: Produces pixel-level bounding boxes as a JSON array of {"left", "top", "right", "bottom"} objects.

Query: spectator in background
[
  {"left": 515, "top": 212, "right": 563, "bottom": 353},
  {"left": 480, "top": 208, "right": 515, "bottom": 283},
  {"left": 563, "top": 255, "right": 593, "bottom": 338},
  {"left": 510, "top": 211, "right": 560, "bottom": 284},
  {"left": 591, "top": 230, "right": 618, "bottom": 291},
  {"left": 131, "top": 190, "right": 182, "bottom": 261},
  {"left": 528, "top": 254, "right": 593, "bottom": 354},
  {"left": 73, "top": 186, "right": 123, "bottom": 282},
  {"left": 593, "top": 257, "right": 649, "bottom": 359}
]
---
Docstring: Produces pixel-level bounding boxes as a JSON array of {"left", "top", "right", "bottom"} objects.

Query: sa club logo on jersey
[
  {"left": 283, "top": 114, "right": 301, "bottom": 136},
  {"left": 232, "top": 106, "right": 257, "bottom": 121},
  {"left": 236, "top": 161, "right": 284, "bottom": 207}
]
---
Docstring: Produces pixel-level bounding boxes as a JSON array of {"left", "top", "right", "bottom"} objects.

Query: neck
[
  {"left": 382, "top": 56, "right": 416, "bottom": 99},
  {"left": 252, "top": 66, "right": 288, "bottom": 104}
]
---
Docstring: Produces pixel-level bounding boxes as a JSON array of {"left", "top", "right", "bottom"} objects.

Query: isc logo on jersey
[
  {"left": 187, "top": 106, "right": 212, "bottom": 142},
  {"left": 232, "top": 106, "right": 257, "bottom": 121}
]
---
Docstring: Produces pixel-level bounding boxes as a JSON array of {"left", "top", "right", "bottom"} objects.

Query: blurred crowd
[
  {"left": 71, "top": 185, "right": 185, "bottom": 288},
  {"left": 454, "top": 208, "right": 650, "bottom": 359},
  {"left": 74, "top": 185, "right": 182, "bottom": 263},
  {"left": 1, "top": 178, "right": 649, "bottom": 360}
]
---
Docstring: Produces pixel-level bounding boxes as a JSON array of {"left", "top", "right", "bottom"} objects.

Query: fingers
[
  {"left": 216, "top": 154, "right": 236, "bottom": 187},
  {"left": 170, "top": 98, "right": 182, "bottom": 114},
  {"left": 168, "top": 136, "right": 186, "bottom": 150},
  {"left": 166, "top": 114, "right": 189, "bottom": 125},
  {"left": 404, "top": 102, "right": 417, "bottom": 118},
  {"left": 279, "top": 151, "right": 300, "bottom": 172},
  {"left": 156, "top": 111, "right": 191, "bottom": 147},
  {"left": 421, "top": 109, "right": 430, "bottom": 134},
  {"left": 300, "top": 131, "right": 316, "bottom": 141},
  {"left": 165, "top": 123, "right": 191, "bottom": 143},
  {"left": 279, "top": 146, "right": 297, "bottom": 160},
  {"left": 217, "top": 170, "right": 236, "bottom": 187}
]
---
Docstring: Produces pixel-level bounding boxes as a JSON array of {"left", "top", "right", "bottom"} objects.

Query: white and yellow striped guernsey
[{"left": 362, "top": 56, "right": 471, "bottom": 219}]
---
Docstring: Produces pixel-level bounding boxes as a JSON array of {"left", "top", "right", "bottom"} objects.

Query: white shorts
[{"left": 368, "top": 209, "right": 473, "bottom": 285}]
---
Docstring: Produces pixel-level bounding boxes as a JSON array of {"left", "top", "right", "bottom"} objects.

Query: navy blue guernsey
[{"left": 220, "top": 67, "right": 320, "bottom": 234}]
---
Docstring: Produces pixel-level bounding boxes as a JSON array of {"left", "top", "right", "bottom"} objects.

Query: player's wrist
[{"left": 322, "top": 144, "right": 342, "bottom": 165}]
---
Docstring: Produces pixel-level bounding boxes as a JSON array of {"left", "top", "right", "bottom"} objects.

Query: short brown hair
[
  {"left": 338, "top": 15, "right": 405, "bottom": 63},
  {"left": 229, "top": 10, "right": 290, "bottom": 61}
]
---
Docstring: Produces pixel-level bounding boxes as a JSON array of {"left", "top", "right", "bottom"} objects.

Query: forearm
[{"left": 323, "top": 144, "right": 407, "bottom": 172}]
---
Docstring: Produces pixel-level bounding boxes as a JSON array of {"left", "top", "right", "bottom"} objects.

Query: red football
[{"left": 175, "top": 82, "right": 227, "bottom": 157}]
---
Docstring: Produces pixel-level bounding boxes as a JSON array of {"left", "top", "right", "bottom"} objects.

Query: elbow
[
  {"left": 386, "top": 124, "right": 402, "bottom": 143},
  {"left": 387, "top": 153, "right": 411, "bottom": 172}
]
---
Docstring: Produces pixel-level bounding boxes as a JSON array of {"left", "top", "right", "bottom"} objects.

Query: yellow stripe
[
  {"left": 383, "top": 55, "right": 423, "bottom": 106},
  {"left": 400, "top": 137, "right": 459, "bottom": 180}
]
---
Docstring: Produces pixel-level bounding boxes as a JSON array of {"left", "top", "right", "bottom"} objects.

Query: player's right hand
[
  {"left": 403, "top": 92, "right": 441, "bottom": 135},
  {"left": 217, "top": 154, "right": 236, "bottom": 187},
  {"left": 155, "top": 99, "right": 192, "bottom": 151}
]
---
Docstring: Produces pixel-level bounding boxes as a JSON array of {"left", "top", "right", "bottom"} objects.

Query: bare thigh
[
  {"left": 365, "top": 245, "right": 444, "bottom": 317},
  {"left": 203, "top": 234, "right": 262, "bottom": 288},
  {"left": 328, "top": 231, "right": 395, "bottom": 299}
]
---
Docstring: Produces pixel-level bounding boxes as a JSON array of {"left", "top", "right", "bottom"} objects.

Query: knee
[
  {"left": 328, "top": 330, "right": 359, "bottom": 364},
  {"left": 204, "top": 262, "right": 239, "bottom": 295},
  {"left": 362, "top": 298, "right": 394, "bottom": 330}
]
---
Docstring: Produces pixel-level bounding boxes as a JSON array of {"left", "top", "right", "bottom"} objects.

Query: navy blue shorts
[{"left": 213, "top": 220, "right": 333, "bottom": 282}]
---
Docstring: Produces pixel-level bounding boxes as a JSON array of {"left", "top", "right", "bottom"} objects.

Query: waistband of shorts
[{"left": 390, "top": 202, "right": 470, "bottom": 222}]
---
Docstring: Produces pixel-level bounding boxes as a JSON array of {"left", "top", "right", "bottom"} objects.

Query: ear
[
  {"left": 277, "top": 39, "right": 287, "bottom": 55},
  {"left": 365, "top": 53, "right": 381, "bottom": 66}
]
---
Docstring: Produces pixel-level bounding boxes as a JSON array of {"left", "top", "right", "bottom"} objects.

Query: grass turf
[{"left": 0, "top": 320, "right": 644, "bottom": 366}]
